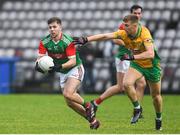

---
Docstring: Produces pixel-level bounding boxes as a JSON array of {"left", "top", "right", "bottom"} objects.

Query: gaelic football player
[
  {"left": 73, "top": 14, "right": 163, "bottom": 130},
  {"left": 35, "top": 17, "right": 100, "bottom": 129}
]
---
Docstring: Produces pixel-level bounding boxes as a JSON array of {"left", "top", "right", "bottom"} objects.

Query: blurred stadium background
[{"left": 0, "top": 0, "right": 180, "bottom": 94}]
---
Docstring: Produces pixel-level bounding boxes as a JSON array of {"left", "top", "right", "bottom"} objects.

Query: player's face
[
  {"left": 124, "top": 21, "right": 137, "bottom": 36},
  {"left": 132, "top": 8, "right": 142, "bottom": 21},
  {"left": 48, "top": 22, "right": 62, "bottom": 38}
]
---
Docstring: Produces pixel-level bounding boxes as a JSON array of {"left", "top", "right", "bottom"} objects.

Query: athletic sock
[
  {"left": 94, "top": 98, "right": 103, "bottom": 106},
  {"left": 156, "top": 112, "right": 162, "bottom": 120},
  {"left": 132, "top": 101, "right": 140, "bottom": 109},
  {"left": 82, "top": 101, "right": 90, "bottom": 108}
]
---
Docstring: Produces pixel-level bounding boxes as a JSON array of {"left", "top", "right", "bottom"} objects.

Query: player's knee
[
  {"left": 123, "top": 81, "right": 133, "bottom": 91},
  {"left": 117, "top": 84, "right": 124, "bottom": 92},
  {"left": 152, "top": 93, "right": 162, "bottom": 102},
  {"left": 136, "top": 82, "right": 146, "bottom": 91},
  {"left": 63, "top": 91, "right": 72, "bottom": 100},
  {"left": 136, "top": 79, "right": 146, "bottom": 89}
]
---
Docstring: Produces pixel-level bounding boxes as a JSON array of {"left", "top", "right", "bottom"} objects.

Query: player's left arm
[
  {"left": 134, "top": 28, "right": 155, "bottom": 60},
  {"left": 134, "top": 40, "right": 154, "bottom": 59},
  {"left": 62, "top": 42, "right": 77, "bottom": 69}
]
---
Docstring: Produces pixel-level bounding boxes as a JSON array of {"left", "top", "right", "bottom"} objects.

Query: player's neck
[
  {"left": 52, "top": 32, "right": 62, "bottom": 42},
  {"left": 129, "top": 27, "right": 138, "bottom": 38}
]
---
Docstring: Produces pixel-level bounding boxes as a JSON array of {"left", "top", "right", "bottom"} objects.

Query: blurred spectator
[
  {"left": 78, "top": 43, "right": 96, "bottom": 93},
  {"left": 14, "top": 48, "right": 23, "bottom": 57}
]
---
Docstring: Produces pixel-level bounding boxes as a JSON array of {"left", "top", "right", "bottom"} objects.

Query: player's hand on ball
[
  {"left": 48, "top": 64, "right": 62, "bottom": 73},
  {"left": 73, "top": 37, "right": 88, "bottom": 46},
  {"left": 120, "top": 53, "right": 135, "bottom": 61},
  {"left": 35, "top": 62, "right": 45, "bottom": 73}
]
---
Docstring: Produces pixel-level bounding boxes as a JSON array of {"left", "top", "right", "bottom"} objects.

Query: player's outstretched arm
[
  {"left": 73, "top": 32, "right": 115, "bottom": 46},
  {"left": 87, "top": 32, "right": 115, "bottom": 42},
  {"left": 73, "top": 37, "right": 88, "bottom": 45}
]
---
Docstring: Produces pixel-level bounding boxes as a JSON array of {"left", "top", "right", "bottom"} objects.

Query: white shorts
[
  {"left": 115, "top": 57, "right": 130, "bottom": 73},
  {"left": 58, "top": 64, "right": 85, "bottom": 88}
]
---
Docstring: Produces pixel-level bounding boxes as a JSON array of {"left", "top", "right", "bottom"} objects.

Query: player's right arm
[
  {"left": 35, "top": 41, "right": 47, "bottom": 73},
  {"left": 73, "top": 32, "right": 119, "bottom": 45},
  {"left": 62, "top": 42, "right": 77, "bottom": 69},
  {"left": 87, "top": 32, "right": 115, "bottom": 42},
  {"left": 113, "top": 23, "right": 125, "bottom": 46},
  {"left": 37, "top": 41, "right": 47, "bottom": 61}
]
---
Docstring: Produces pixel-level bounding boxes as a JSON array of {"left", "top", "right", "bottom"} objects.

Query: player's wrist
[
  {"left": 47, "top": 64, "right": 62, "bottom": 73},
  {"left": 131, "top": 54, "right": 135, "bottom": 60},
  {"left": 72, "top": 36, "right": 88, "bottom": 45},
  {"left": 55, "top": 64, "right": 62, "bottom": 70},
  {"left": 84, "top": 37, "right": 88, "bottom": 42}
]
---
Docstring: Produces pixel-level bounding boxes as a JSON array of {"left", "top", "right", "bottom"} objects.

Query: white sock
[{"left": 134, "top": 105, "right": 140, "bottom": 109}]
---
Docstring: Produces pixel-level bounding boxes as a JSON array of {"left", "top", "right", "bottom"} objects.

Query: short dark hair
[
  {"left": 123, "top": 14, "right": 139, "bottom": 24},
  {"left": 47, "top": 17, "right": 62, "bottom": 25},
  {"left": 130, "top": 5, "right": 143, "bottom": 13}
]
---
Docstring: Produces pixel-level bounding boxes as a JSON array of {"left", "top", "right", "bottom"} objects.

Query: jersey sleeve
[
  {"left": 113, "top": 30, "right": 125, "bottom": 39},
  {"left": 142, "top": 27, "right": 154, "bottom": 46},
  {"left": 66, "top": 42, "right": 76, "bottom": 58},
  {"left": 38, "top": 41, "right": 47, "bottom": 55}
]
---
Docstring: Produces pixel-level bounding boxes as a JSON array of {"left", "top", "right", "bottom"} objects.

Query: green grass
[{"left": 0, "top": 94, "right": 179, "bottom": 134}]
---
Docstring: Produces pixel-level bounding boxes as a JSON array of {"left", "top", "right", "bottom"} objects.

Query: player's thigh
[
  {"left": 123, "top": 67, "right": 143, "bottom": 85},
  {"left": 63, "top": 65, "right": 84, "bottom": 94},
  {"left": 64, "top": 77, "right": 81, "bottom": 94},
  {"left": 136, "top": 76, "right": 146, "bottom": 89},
  {"left": 147, "top": 80, "right": 161, "bottom": 96},
  {"left": 116, "top": 72, "right": 125, "bottom": 87}
]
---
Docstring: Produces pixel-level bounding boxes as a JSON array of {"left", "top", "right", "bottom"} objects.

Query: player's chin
[{"left": 50, "top": 33, "right": 56, "bottom": 38}]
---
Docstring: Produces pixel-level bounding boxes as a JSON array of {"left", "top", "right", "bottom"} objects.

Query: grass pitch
[{"left": 0, "top": 94, "right": 179, "bottom": 134}]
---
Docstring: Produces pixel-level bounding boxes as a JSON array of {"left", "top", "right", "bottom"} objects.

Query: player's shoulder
[
  {"left": 140, "top": 25, "right": 152, "bottom": 36},
  {"left": 140, "top": 25, "right": 153, "bottom": 39},
  {"left": 117, "top": 28, "right": 126, "bottom": 35},
  {"left": 141, "top": 25, "right": 151, "bottom": 33},
  {"left": 41, "top": 34, "right": 51, "bottom": 45},
  {"left": 62, "top": 33, "right": 73, "bottom": 40},
  {"left": 62, "top": 33, "right": 73, "bottom": 45}
]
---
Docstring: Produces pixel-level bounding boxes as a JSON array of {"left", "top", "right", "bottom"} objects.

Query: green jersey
[
  {"left": 38, "top": 33, "right": 82, "bottom": 73},
  {"left": 115, "top": 46, "right": 132, "bottom": 59}
]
